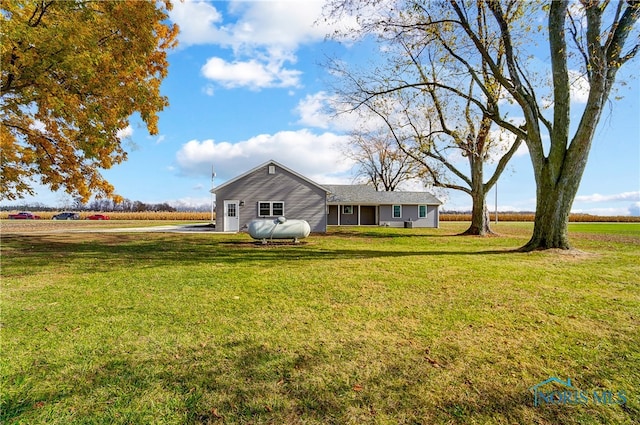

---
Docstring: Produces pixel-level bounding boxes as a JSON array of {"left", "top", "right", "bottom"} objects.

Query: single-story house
[
  {"left": 325, "top": 184, "right": 441, "bottom": 228},
  {"left": 212, "top": 160, "right": 328, "bottom": 233},
  {"left": 211, "top": 160, "right": 442, "bottom": 233}
]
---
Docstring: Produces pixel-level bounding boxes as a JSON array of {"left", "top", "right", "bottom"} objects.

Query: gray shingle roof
[{"left": 324, "top": 185, "right": 442, "bottom": 205}]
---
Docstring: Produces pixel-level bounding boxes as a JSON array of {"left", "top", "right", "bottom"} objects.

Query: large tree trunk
[
  {"left": 461, "top": 189, "right": 492, "bottom": 236},
  {"left": 460, "top": 154, "right": 493, "bottom": 236},
  {"left": 520, "top": 136, "right": 588, "bottom": 251},
  {"left": 515, "top": 1, "right": 635, "bottom": 251},
  {"left": 520, "top": 182, "right": 575, "bottom": 251}
]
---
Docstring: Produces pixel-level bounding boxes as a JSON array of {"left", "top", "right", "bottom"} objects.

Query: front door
[{"left": 223, "top": 200, "right": 239, "bottom": 232}]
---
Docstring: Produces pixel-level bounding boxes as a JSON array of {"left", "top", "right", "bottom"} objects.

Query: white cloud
[
  {"left": 539, "top": 66, "right": 591, "bottom": 109},
  {"left": 174, "top": 129, "right": 354, "bottom": 184},
  {"left": 170, "top": 1, "right": 352, "bottom": 50},
  {"left": 223, "top": 1, "right": 333, "bottom": 51},
  {"left": 574, "top": 191, "right": 640, "bottom": 203},
  {"left": 573, "top": 192, "right": 640, "bottom": 216},
  {"left": 295, "top": 92, "right": 333, "bottom": 129},
  {"left": 167, "top": 197, "right": 213, "bottom": 212},
  {"left": 116, "top": 125, "right": 133, "bottom": 140},
  {"left": 569, "top": 70, "right": 590, "bottom": 104},
  {"left": 168, "top": 1, "right": 227, "bottom": 46},
  {"left": 201, "top": 57, "right": 302, "bottom": 89},
  {"left": 570, "top": 206, "right": 634, "bottom": 216},
  {"left": 202, "top": 84, "right": 215, "bottom": 96},
  {"left": 171, "top": 1, "right": 358, "bottom": 92},
  {"left": 487, "top": 120, "right": 529, "bottom": 161},
  {"left": 294, "top": 91, "right": 363, "bottom": 131}
]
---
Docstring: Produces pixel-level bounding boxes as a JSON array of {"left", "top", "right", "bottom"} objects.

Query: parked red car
[
  {"left": 8, "top": 211, "right": 41, "bottom": 219},
  {"left": 86, "top": 214, "right": 110, "bottom": 220}
]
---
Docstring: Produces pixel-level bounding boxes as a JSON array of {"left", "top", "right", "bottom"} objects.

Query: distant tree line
[
  {"left": 84, "top": 198, "right": 176, "bottom": 212},
  {"left": 0, "top": 198, "right": 212, "bottom": 213}
]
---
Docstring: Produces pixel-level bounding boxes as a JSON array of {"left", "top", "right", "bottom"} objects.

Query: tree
[
  {"left": 345, "top": 126, "right": 423, "bottom": 191},
  {"left": 383, "top": 85, "right": 523, "bottom": 236},
  {"left": 325, "top": 0, "right": 639, "bottom": 249},
  {"left": 326, "top": 0, "right": 525, "bottom": 235},
  {"left": 1, "top": 0, "right": 178, "bottom": 202}
]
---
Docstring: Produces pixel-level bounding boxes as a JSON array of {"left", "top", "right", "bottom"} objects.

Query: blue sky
[{"left": 7, "top": 0, "right": 640, "bottom": 215}]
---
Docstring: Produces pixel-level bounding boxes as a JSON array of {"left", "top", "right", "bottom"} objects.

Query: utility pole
[
  {"left": 494, "top": 181, "right": 498, "bottom": 224},
  {"left": 211, "top": 165, "right": 216, "bottom": 223}
]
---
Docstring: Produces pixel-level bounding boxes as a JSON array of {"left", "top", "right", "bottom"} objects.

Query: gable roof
[
  {"left": 324, "top": 184, "right": 442, "bottom": 205},
  {"left": 211, "top": 160, "right": 330, "bottom": 194}
]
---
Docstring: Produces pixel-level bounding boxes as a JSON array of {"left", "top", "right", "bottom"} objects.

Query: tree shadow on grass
[
  {"left": 1, "top": 233, "right": 522, "bottom": 274},
  {"left": 2, "top": 335, "right": 601, "bottom": 425},
  {"left": 322, "top": 228, "right": 459, "bottom": 239}
]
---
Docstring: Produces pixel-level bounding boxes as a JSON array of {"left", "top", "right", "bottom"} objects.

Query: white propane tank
[{"left": 248, "top": 217, "right": 310, "bottom": 243}]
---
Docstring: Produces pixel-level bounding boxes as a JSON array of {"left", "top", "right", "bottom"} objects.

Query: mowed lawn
[{"left": 1, "top": 222, "right": 638, "bottom": 424}]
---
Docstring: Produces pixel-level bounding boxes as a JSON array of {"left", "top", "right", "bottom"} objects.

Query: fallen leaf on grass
[
  {"left": 425, "top": 356, "right": 442, "bottom": 367},
  {"left": 353, "top": 384, "right": 363, "bottom": 392}
]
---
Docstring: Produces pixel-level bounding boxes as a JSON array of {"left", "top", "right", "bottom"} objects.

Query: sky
[{"left": 6, "top": 0, "right": 640, "bottom": 215}]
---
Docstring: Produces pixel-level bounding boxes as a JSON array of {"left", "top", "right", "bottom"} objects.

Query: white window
[
  {"left": 259, "top": 202, "right": 271, "bottom": 216},
  {"left": 342, "top": 205, "right": 354, "bottom": 214},
  {"left": 272, "top": 202, "right": 284, "bottom": 216},
  {"left": 268, "top": 165, "right": 276, "bottom": 174},
  {"left": 393, "top": 205, "right": 402, "bottom": 218},
  {"left": 419, "top": 205, "right": 427, "bottom": 218},
  {"left": 258, "top": 201, "right": 285, "bottom": 217}
]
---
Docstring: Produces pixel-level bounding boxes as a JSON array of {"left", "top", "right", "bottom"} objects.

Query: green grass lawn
[{"left": 1, "top": 223, "right": 639, "bottom": 424}]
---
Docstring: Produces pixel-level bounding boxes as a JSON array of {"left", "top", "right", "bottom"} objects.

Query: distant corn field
[
  {"left": 440, "top": 213, "right": 640, "bottom": 222},
  {"left": 2, "top": 211, "right": 639, "bottom": 222},
  {"left": 1, "top": 211, "right": 213, "bottom": 221}
]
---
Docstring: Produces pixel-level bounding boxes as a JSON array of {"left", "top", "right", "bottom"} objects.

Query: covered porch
[{"left": 327, "top": 204, "right": 377, "bottom": 226}]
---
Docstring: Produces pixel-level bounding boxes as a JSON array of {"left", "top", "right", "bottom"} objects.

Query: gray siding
[
  {"left": 379, "top": 204, "right": 438, "bottom": 228},
  {"left": 338, "top": 205, "right": 359, "bottom": 225},
  {"left": 328, "top": 204, "right": 438, "bottom": 228},
  {"left": 216, "top": 163, "right": 327, "bottom": 232}
]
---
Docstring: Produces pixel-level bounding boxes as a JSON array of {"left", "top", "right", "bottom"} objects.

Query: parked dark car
[
  {"left": 8, "top": 211, "right": 41, "bottom": 219},
  {"left": 86, "top": 214, "right": 110, "bottom": 220},
  {"left": 52, "top": 212, "right": 80, "bottom": 220}
]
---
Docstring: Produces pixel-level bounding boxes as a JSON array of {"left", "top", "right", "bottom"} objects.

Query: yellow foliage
[{"left": 0, "top": 0, "right": 178, "bottom": 202}]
